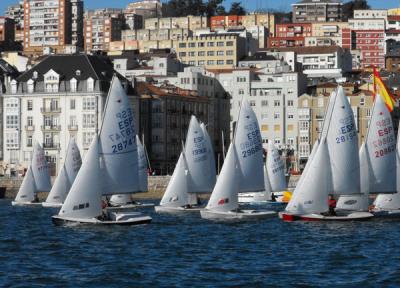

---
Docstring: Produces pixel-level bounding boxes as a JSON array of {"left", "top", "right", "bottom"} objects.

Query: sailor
[
  {"left": 328, "top": 194, "right": 337, "bottom": 216},
  {"left": 270, "top": 193, "right": 277, "bottom": 202}
]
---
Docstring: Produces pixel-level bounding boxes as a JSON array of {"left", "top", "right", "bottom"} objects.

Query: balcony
[
  {"left": 41, "top": 125, "right": 61, "bottom": 131},
  {"left": 68, "top": 125, "right": 78, "bottom": 131},
  {"left": 43, "top": 142, "right": 60, "bottom": 150},
  {"left": 41, "top": 107, "right": 61, "bottom": 113},
  {"left": 25, "top": 125, "right": 35, "bottom": 131}
]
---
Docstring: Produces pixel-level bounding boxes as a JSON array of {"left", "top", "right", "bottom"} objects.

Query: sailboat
[
  {"left": 200, "top": 100, "right": 276, "bottom": 221},
  {"left": 279, "top": 87, "right": 373, "bottom": 221},
  {"left": 12, "top": 142, "right": 52, "bottom": 206},
  {"left": 42, "top": 138, "right": 82, "bottom": 208},
  {"left": 335, "top": 94, "right": 396, "bottom": 212},
  {"left": 52, "top": 76, "right": 152, "bottom": 225},
  {"left": 155, "top": 116, "right": 216, "bottom": 213},
  {"left": 238, "top": 141, "right": 287, "bottom": 205},
  {"left": 107, "top": 135, "right": 154, "bottom": 211}
]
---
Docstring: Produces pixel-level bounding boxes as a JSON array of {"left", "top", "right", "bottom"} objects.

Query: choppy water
[{"left": 1, "top": 199, "right": 400, "bottom": 287}]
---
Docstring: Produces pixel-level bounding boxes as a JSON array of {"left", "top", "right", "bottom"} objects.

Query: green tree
[
  {"left": 228, "top": 2, "right": 246, "bottom": 16},
  {"left": 342, "top": 0, "right": 370, "bottom": 21}
]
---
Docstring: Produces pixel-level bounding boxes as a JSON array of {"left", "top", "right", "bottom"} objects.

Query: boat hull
[
  {"left": 200, "top": 209, "right": 276, "bottom": 221},
  {"left": 154, "top": 205, "right": 202, "bottom": 214},
  {"left": 371, "top": 209, "right": 400, "bottom": 218},
  {"left": 279, "top": 211, "right": 374, "bottom": 222},
  {"left": 106, "top": 203, "right": 155, "bottom": 212},
  {"left": 42, "top": 202, "right": 62, "bottom": 208},
  {"left": 11, "top": 201, "right": 43, "bottom": 207},
  {"left": 52, "top": 213, "right": 152, "bottom": 226},
  {"left": 238, "top": 192, "right": 286, "bottom": 204}
]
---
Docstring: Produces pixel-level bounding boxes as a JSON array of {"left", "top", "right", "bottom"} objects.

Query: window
[
  {"left": 217, "top": 41, "right": 224, "bottom": 46},
  {"left": 87, "top": 78, "right": 94, "bottom": 92},
  {"left": 250, "top": 100, "right": 256, "bottom": 107},
  {"left": 261, "top": 125, "right": 268, "bottom": 131},
  {"left": 274, "top": 112, "right": 280, "bottom": 119},
  {"left": 207, "top": 51, "right": 214, "bottom": 56},
  {"left": 179, "top": 52, "right": 186, "bottom": 57},
  {"left": 83, "top": 132, "right": 96, "bottom": 146},
  {"left": 238, "top": 89, "right": 244, "bottom": 95},
  {"left": 189, "top": 61, "right": 195, "bottom": 66},
  {"left": 83, "top": 97, "right": 96, "bottom": 110},
  {"left": 226, "top": 50, "right": 234, "bottom": 56},
  {"left": 261, "top": 113, "right": 268, "bottom": 119},
  {"left": 70, "top": 78, "right": 77, "bottom": 92},
  {"left": 198, "top": 60, "right": 205, "bottom": 66},
  {"left": 226, "top": 41, "right": 234, "bottom": 46},
  {"left": 27, "top": 116, "right": 33, "bottom": 126},
  {"left": 207, "top": 60, "right": 215, "bottom": 65},
  {"left": 198, "top": 42, "right": 205, "bottom": 47},
  {"left": 6, "top": 115, "right": 18, "bottom": 129},
  {"left": 27, "top": 79, "right": 34, "bottom": 93},
  {"left": 27, "top": 135, "right": 33, "bottom": 147},
  {"left": 27, "top": 100, "right": 33, "bottom": 111},
  {"left": 70, "top": 115, "right": 77, "bottom": 126},
  {"left": 274, "top": 100, "right": 280, "bottom": 107},
  {"left": 288, "top": 113, "right": 294, "bottom": 119},
  {"left": 288, "top": 100, "right": 294, "bottom": 107},
  {"left": 83, "top": 114, "right": 96, "bottom": 128},
  {"left": 261, "top": 100, "right": 268, "bottom": 107},
  {"left": 217, "top": 51, "right": 224, "bottom": 56},
  {"left": 217, "top": 60, "right": 224, "bottom": 65},
  {"left": 198, "top": 51, "right": 205, "bottom": 56},
  {"left": 188, "top": 51, "right": 195, "bottom": 57},
  {"left": 226, "top": 60, "right": 234, "bottom": 65},
  {"left": 360, "top": 97, "right": 365, "bottom": 106},
  {"left": 70, "top": 99, "right": 76, "bottom": 110},
  {"left": 207, "top": 42, "right": 215, "bottom": 47},
  {"left": 189, "top": 42, "right": 195, "bottom": 47},
  {"left": 178, "top": 43, "right": 186, "bottom": 48}
]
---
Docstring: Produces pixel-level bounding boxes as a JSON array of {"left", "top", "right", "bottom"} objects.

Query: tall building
[
  {"left": 2, "top": 54, "right": 136, "bottom": 174},
  {"left": 0, "top": 17, "right": 15, "bottom": 45},
  {"left": 5, "top": 1, "right": 24, "bottom": 42},
  {"left": 84, "top": 9, "right": 124, "bottom": 52},
  {"left": 269, "top": 23, "right": 312, "bottom": 48},
  {"left": 125, "top": 0, "right": 162, "bottom": 19},
  {"left": 292, "top": 0, "right": 343, "bottom": 23},
  {"left": 23, "top": 0, "right": 84, "bottom": 55}
]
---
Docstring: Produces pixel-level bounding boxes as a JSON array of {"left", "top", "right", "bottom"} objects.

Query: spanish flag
[{"left": 373, "top": 68, "right": 396, "bottom": 112}]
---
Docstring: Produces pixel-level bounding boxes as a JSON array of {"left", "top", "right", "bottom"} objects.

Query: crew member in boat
[
  {"left": 328, "top": 194, "right": 337, "bottom": 216},
  {"left": 271, "top": 193, "right": 277, "bottom": 202}
]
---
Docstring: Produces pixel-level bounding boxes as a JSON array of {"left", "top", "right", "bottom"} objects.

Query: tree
[
  {"left": 162, "top": 0, "right": 225, "bottom": 17},
  {"left": 228, "top": 2, "right": 246, "bottom": 16},
  {"left": 342, "top": 0, "right": 370, "bottom": 21}
]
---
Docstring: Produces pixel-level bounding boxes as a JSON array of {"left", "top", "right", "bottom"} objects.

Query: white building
[{"left": 2, "top": 54, "right": 136, "bottom": 174}]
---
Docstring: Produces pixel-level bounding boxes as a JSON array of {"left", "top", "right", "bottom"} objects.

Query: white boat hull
[
  {"left": 11, "top": 201, "right": 43, "bottom": 207},
  {"left": 371, "top": 209, "right": 400, "bottom": 218},
  {"left": 279, "top": 211, "right": 374, "bottom": 222},
  {"left": 52, "top": 212, "right": 152, "bottom": 226},
  {"left": 200, "top": 209, "right": 276, "bottom": 221},
  {"left": 42, "top": 202, "right": 62, "bottom": 208},
  {"left": 154, "top": 205, "right": 202, "bottom": 214},
  {"left": 106, "top": 203, "right": 155, "bottom": 212},
  {"left": 238, "top": 192, "right": 285, "bottom": 204}
]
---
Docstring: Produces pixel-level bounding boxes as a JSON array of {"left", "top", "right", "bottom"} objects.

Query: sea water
[{"left": 1, "top": 199, "right": 400, "bottom": 287}]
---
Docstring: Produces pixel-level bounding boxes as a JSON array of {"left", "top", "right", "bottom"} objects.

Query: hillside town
[{"left": 0, "top": 0, "right": 399, "bottom": 176}]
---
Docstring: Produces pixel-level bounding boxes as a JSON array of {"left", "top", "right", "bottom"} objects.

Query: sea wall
[{"left": 1, "top": 175, "right": 300, "bottom": 200}]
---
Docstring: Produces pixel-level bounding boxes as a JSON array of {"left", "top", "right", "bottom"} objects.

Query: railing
[
  {"left": 41, "top": 107, "right": 61, "bottom": 113},
  {"left": 43, "top": 143, "right": 60, "bottom": 149},
  {"left": 41, "top": 125, "right": 61, "bottom": 131},
  {"left": 25, "top": 125, "right": 35, "bottom": 131},
  {"left": 68, "top": 125, "right": 78, "bottom": 131}
]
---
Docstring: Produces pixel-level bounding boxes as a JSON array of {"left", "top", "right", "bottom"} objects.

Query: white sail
[
  {"left": 45, "top": 138, "right": 82, "bottom": 204},
  {"left": 286, "top": 139, "right": 330, "bottom": 215},
  {"left": 264, "top": 165, "right": 272, "bottom": 193},
  {"left": 58, "top": 137, "right": 102, "bottom": 219},
  {"left": 234, "top": 100, "right": 264, "bottom": 192},
  {"left": 200, "top": 122, "right": 217, "bottom": 189},
  {"left": 184, "top": 116, "right": 213, "bottom": 193},
  {"left": 160, "top": 152, "right": 189, "bottom": 207},
  {"left": 137, "top": 135, "right": 148, "bottom": 192},
  {"left": 110, "top": 194, "right": 132, "bottom": 205},
  {"left": 362, "top": 94, "right": 396, "bottom": 194},
  {"left": 206, "top": 143, "right": 239, "bottom": 212},
  {"left": 99, "top": 77, "right": 139, "bottom": 195},
  {"left": 296, "top": 140, "right": 319, "bottom": 190},
  {"left": 266, "top": 142, "right": 286, "bottom": 192},
  {"left": 14, "top": 166, "right": 36, "bottom": 202},
  {"left": 31, "top": 142, "right": 51, "bottom": 192},
  {"left": 325, "top": 86, "right": 360, "bottom": 195},
  {"left": 373, "top": 122, "right": 400, "bottom": 210}
]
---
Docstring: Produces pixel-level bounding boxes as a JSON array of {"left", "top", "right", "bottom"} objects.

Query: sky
[{"left": 1, "top": 0, "right": 400, "bottom": 15}]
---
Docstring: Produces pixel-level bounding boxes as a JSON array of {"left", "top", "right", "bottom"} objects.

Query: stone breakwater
[{"left": 1, "top": 175, "right": 300, "bottom": 200}]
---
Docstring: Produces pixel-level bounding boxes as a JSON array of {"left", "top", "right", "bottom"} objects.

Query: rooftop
[{"left": 267, "top": 46, "right": 342, "bottom": 55}]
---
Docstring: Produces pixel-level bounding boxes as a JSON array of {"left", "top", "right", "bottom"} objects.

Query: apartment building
[
  {"left": 136, "top": 82, "right": 211, "bottom": 174},
  {"left": 297, "top": 88, "right": 374, "bottom": 168},
  {"left": 214, "top": 65, "right": 307, "bottom": 166},
  {"left": 292, "top": 0, "right": 343, "bottom": 23},
  {"left": 84, "top": 9, "right": 124, "bottom": 52},
  {"left": 71, "top": 0, "right": 84, "bottom": 48},
  {"left": 175, "top": 34, "right": 246, "bottom": 69},
  {"left": 2, "top": 54, "right": 136, "bottom": 174},
  {"left": 144, "top": 16, "right": 208, "bottom": 30},
  {"left": 5, "top": 1, "right": 24, "bottom": 42},
  {"left": 125, "top": 0, "right": 162, "bottom": 19},
  {"left": 0, "top": 17, "right": 15, "bottom": 45},
  {"left": 270, "top": 46, "right": 352, "bottom": 81},
  {"left": 210, "top": 13, "right": 275, "bottom": 36},
  {"left": 23, "top": 0, "right": 83, "bottom": 55},
  {"left": 268, "top": 23, "right": 312, "bottom": 48},
  {"left": 306, "top": 22, "right": 349, "bottom": 47}
]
